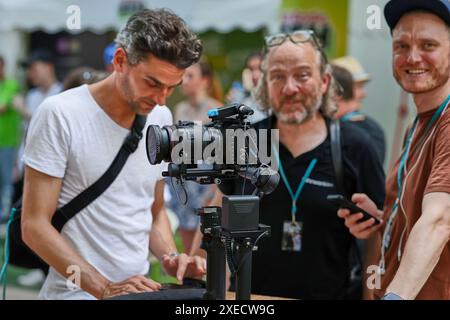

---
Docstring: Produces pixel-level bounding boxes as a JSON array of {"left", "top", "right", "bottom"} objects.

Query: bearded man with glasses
[{"left": 212, "top": 30, "right": 386, "bottom": 299}]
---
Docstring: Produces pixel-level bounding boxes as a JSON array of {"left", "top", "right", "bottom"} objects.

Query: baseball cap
[
  {"left": 384, "top": 0, "right": 450, "bottom": 32},
  {"left": 20, "top": 49, "right": 55, "bottom": 68},
  {"left": 331, "top": 56, "right": 371, "bottom": 83}
]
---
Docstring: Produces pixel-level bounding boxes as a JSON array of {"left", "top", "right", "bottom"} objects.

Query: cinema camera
[{"left": 145, "top": 104, "right": 280, "bottom": 300}]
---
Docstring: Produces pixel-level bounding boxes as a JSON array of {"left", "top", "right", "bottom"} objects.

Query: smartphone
[{"left": 326, "top": 194, "right": 380, "bottom": 225}]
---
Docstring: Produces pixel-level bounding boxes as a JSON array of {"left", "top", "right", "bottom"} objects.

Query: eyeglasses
[{"left": 264, "top": 30, "right": 328, "bottom": 63}]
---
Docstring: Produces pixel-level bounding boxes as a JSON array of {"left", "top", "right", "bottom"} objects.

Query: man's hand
[
  {"left": 161, "top": 253, "right": 206, "bottom": 282},
  {"left": 12, "top": 95, "right": 25, "bottom": 111},
  {"left": 12, "top": 95, "right": 31, "bottom": 120},
  {"left": 101, "top": 275, "right": 161, "bottom": 299},
  {"left": 337, "top": 193, "right": 384, "bottom": 239}
]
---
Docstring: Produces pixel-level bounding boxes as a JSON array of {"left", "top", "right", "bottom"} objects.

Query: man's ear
[{"left": 112, "top": 47, "right": 128, "bottom": 73}]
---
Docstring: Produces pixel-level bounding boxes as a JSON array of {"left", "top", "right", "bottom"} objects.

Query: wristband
[{"left": 381, "top": 292, "right": 404, "bottom": 300}]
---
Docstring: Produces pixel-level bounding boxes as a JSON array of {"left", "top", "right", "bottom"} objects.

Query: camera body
[{"left": 146, "top": 103, "right": 262, "bottom": 184}]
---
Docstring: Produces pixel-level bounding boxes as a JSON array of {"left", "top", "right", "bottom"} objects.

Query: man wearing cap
[
  {"left": 333, "top": 56, "right": 371, "bottom": 113},
  {"left": 15, "top": 49, "right": 63, "bottom": 121},
  {"left": 14, "top": 49, "right": 63, "bottom": 182},
  {"left": 332, "top": 56, "right": 386, "bottom": 164},
  {"left": 339, "top": 0, "right": 450, "bottom": 300}
]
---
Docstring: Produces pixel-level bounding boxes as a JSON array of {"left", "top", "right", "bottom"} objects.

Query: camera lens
[{"left": 146, "top": 125, "right": 171, "bottom": 164}]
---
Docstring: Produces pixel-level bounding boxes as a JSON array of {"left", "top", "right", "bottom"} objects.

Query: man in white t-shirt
[{"left": 21, "top": 9, "right": 205, "bottom": 300}]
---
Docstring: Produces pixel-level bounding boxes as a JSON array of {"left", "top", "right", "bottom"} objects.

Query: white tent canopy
[{"left": 0, "top": 0, "right": 281, "bottom": 33}]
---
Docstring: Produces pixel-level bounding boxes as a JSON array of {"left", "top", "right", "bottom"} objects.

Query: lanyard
[
  {"left": 394, "top": 94, "right": 450, "bottom": 213},
  {"left": 381, "top": 95, "right": 450, "bottom": 266},
  {"left": 341, "top": 111, "right": 362, "bottom": 122},
  {"left": 272, "top": 145, "right": 317, "bottom": 224}
]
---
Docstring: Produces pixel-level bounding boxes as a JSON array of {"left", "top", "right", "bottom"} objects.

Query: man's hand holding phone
[{"left": 334, "top": 193, "right": 384, "bottom": 239}]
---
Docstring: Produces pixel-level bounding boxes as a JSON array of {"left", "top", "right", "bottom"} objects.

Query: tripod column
[
  {"left": 199, "top": 207, "right": 226, "bottom": 300},
  {"left": 234, "top": 237, "right": 253, "bottom": 300}
]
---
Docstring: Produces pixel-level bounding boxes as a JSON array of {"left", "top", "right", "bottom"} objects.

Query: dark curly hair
[{"left": 115, "top": 8, "right": 202, "bottom": 69}]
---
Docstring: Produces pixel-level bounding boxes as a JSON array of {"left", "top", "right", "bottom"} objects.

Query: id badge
[{"left": 281, "top": 221, "right": 303, "bottom": 252}]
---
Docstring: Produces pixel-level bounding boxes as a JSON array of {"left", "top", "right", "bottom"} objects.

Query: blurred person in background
[
  {"left": 226, "top": 52, "right": 267, "bottom": 123},
  {"left": 63, "top": 67, "right": 109, "bottom": 91},
  {"left": 0, "top": 55, "right": 21, "bottom": 223},
  {"left": 10, "top": 49, "right": 64, "bottom": 287},
  {"left": 173, "top": 58, "right": 222, "bottom": 123},
  {"left": 14, "top": 49, "right": 63, "bottom": 122},
  {"left": 13, "top": 49, "right": 63, "bottom": 186},
  {"left": 169, "top": 58, "right": 221, "bottom": 253},
  {"left": 332, "top": 56, "right": 386, "bottom": 164}
]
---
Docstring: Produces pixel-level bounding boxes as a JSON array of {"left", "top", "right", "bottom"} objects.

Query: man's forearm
[
  {"left": 23, "top": 218, "right": 110, "bottom": 299},
  {"left": 149, "top": 207, "right": 177, "bottom": 260},
  {"left": 189, "top": 226, "right": 205, "bottom": 257},
  {"left": 386, "top": 216, "right": 450, "bottom": 299}
]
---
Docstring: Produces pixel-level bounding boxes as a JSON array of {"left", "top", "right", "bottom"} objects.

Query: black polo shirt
[{"left": 219, "top": 115, "right": 385, "bottom": 299}]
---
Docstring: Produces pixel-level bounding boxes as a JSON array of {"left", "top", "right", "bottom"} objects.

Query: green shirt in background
[{"left": 0, "top": 78, "right": 21, "bottom": 147}]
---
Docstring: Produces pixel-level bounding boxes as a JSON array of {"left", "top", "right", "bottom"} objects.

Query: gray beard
[{"left": 274, "top": 95, "right": 323, "bottom": 125}]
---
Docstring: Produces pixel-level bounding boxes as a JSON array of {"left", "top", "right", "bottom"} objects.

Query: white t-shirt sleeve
[{"left": 23, "top": 98, "right": 70, "bottom": 178}]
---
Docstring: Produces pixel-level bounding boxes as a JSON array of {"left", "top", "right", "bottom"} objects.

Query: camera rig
[{"left": 145, "top": 104, "right": 279, "bottom": 300}]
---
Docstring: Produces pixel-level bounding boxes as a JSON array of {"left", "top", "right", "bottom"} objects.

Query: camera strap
[
  {"left": 330, "top": 118, "right": 346, "bottom": 197},
  {"left": 51, "top": 114, "right": 147, "bottom": 231},
  {"left": 330, "top": 118, "right": 363, "bottom": 290}
]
